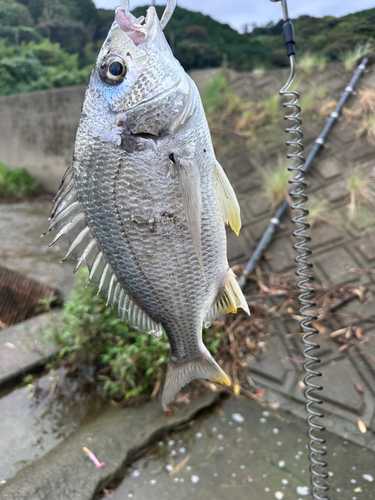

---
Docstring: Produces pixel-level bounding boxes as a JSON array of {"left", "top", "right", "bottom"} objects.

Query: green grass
[
  {"left": 43, "top": 269, "right": 223, "bottom": 401},
  {"left": 341, "top": 41, "right": 375, "bottom": 71},
  {"left": 262, "top": 158, "right": 291, "bottom": 207},
  {"left": 0, "top": 161, "right": 40, "bottom": 199},
  {"left": 202, "top": 70, "right": 241, "bottom": 118},
  {"left": 297, "top": 53, "right": 327, "bottom": 74},
  {"left": 346, "top": 164, "right": 375, "bottom": 218}
]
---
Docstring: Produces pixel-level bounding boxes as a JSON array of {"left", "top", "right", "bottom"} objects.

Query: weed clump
[
  {"left": 44, "top": 269, "right": 223, "bottom": 401},
  {"left": 341, "top": 41, "right": 374, "bottom": 71},
  {"left": 262, "top": 157, "right": 291, "bottom": 207},
  {"left": 0, "top": 162, "right": 40, "bottom": 200}
]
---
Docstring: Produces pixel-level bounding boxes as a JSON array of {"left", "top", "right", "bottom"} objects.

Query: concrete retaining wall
[{"left": 0, "top": 86, "right": 86, "bottom": 193}]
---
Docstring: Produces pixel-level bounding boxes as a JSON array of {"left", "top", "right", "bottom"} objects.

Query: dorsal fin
[{"left": 46, "top": 165, "right": 163, "bottom": 339}]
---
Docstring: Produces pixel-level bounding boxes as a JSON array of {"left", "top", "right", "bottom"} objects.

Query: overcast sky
[{"left": 93, "top": 0, "right": 374, "bottom": 32}]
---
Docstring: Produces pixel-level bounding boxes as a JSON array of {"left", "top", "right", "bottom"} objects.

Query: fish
[{"left": 46, "top": 0, "right": 249, "bottom": 409}]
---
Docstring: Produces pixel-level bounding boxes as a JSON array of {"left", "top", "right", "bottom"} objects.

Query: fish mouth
[{"left": 115, "top": 4, "right": 157, "bottom": 46}]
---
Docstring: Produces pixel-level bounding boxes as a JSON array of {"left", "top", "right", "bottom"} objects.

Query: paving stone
[
  {"left": 324, "top": 178, "right": 347, "bottom": 203},
  {"left": 357, "top": 232, "right": 375, "bottom": 262},
  {"left": 314, "top": 157, "right": 345, "bottom": 180},
  {"left": 232, "top": 175, "right": 262, "bottom": 195},
  {"left": 226, "top": 230, "right": 247, "bottom": 263},
  {"left": 292, "top": 358, "right": 375, "bottom": 427},
  {"left": 309, "top": 221, "right": 345, "bottom": 250},
  {"left": 0, "top": 391, "right": 218, "bottom": 500},
  {"left": 247, "top": 333, "right": 297, "bottom": 394},
  {"left": 267, "top": 236, "right": 296, "bottom": 273},
  {"left": 240, "top": 192, "right": 272, "bottom": 220},
  {"left": 314, "top": 245, "right": 364, "bottom": 285},
  {"left": 0, "top": 311, "right": 60, "bottom": 389},
  {"left": 227, "top": 155, "right": 256, "bottom": 180}
]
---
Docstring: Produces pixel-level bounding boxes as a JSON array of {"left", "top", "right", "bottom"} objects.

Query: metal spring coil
[{"left": 279, "top": 56, "right": 329, "bottom": 500}]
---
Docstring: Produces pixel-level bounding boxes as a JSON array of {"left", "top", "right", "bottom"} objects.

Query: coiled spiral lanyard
[{"left": 270, "top": 1, "right": 330, "bottom": 498}]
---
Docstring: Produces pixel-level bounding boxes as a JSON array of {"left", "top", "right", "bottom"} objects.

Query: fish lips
[{"left": 115, "top": 5, "right": 157, "bottom": 46}]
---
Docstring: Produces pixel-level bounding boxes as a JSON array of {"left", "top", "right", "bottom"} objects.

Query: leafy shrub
[
  {"left": 0, "top": 161, "right": 40, "bottom": 199},
  {"left": 46, "top": 269, "right": 223, "bottom": 400}
]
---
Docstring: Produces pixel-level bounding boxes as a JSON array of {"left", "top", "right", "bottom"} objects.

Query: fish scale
[{"left": 46, "top": 4, "right": 250, "bottom": 409}]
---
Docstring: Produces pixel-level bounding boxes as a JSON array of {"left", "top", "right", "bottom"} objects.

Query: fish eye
[{"left": 99, "top": 56, "right": 126, "bottom": 85}]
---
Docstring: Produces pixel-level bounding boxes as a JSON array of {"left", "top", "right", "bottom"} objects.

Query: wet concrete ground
[
  {"left": 105, "top": 397, "right": 375, "bottom": 500},
  {"left": 0, "top": 372, "right": 105, "bottom": 483},
  {"left": 0, "top": 200, "right": 75, "bottom": 300}
]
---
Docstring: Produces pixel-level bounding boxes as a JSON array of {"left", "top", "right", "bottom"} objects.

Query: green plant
[
  {"left": 297, "top": 53, "right": 326, "bottom": 74},
  {"left": 252, "top": 65, "right": 266, "bottom": 78},
  {"left": 346, "top": 165, "right": 375, "bottom": 218},
  {"left": 341, "top": 41, "right": 375, "bottom": 71},
  {"left": 262, "top": 157, "right": 291, "bottom": 207},
  {"left": 307, "top": 197, "right": 331, "bottom": 227},
  {"left": 0, "top": 161, "right": 40, "bottom": 199},
  {"left": 202, "top": 70, "right": 241, "bottom": 118},
  {"left": 45, "top": 269, "right": 223, "bottom": 400}
]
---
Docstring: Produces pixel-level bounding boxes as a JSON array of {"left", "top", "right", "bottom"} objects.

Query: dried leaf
[
  {"left": 358, "top": 419, "right": 367, "bottom": 433},
  {"left": 5, "top": 342, "right": 15, "bottom": 349},
  {"left": 268, "top": 402, "right": 281, "bottom": 410},
  {"left": 214, "top": 404, "right": 224, "bottom": 416},
  {"left": 311, "top": 321, "right": 326, "bottom": 334},
  {"left": 234, "top": 384, "right": 241, "bottom": 396},
  {"left": 170, "top": 454, "right": 191, "bottom": 474},
  {"left": 173, "top": 391, "right": 191, "bottom": 404},
  {"left": 290, "top": 356, "right": 306, "bottom": 365},
  {"left": 253, "top": 388, "right": 266, "bottom": 398},
  {"left": 354, "top": 383, "right": 364, "bottom": 394},
  {"left": 298, "top": 380, "right": 306, "bottom": 389},
  {"left": 330, "top": 327, "right": 347, "bottom": 338},
  {"left": 338, "top": 343, "right": 350, "bottom": 352},
  {"left": 355, "top": 327, "right": 362, "bottom": 340}
]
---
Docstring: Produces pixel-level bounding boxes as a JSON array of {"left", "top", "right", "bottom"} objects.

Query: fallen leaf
[
  {"left": 311, "top": 321, "right": 326, "bottom": 334},
  {"left": 354, "top": 383, "right": 364, "bottom": 394},
  {"left": 234, "top": 384, "right": 241, "bottom": 396},
  {"left": 290, "top": 356, "right": 306, "bottom": 365},
  {"left": 268, "top": 402, "right": 281, "bottom": 410},
  {"left": 174, "top": 391, "right": 191, "bottom": 404},
  {"left": 355, "top": 327, "right": 362, "bottom": 340},
  {"left": 170, "top": 454, "right": 190, "bottom": 475},
  {"left": 5, "top": 342, "right": 15, "bottom": 349},
  {"left": 330, "top": 327, "right": 347, "bottom": 338},
  {"left": 253, "top": 388, "right": 266, "bottom": 398},
  {"left": 358, "top": 419, "right": 367, "bottom": 434},
  {"left": 338, "top": 343, "right": 350, "bottom": 352},
  {"left": 214, "top": 404, "right": 224, "bottom": 416},
  {"left": 299, "top": 380, "right": 306, "bottom": 389}
]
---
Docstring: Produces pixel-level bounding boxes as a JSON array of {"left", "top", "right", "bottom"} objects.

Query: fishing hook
[{"left": 120, "top": 0, "right": 177, "bottom": 29}]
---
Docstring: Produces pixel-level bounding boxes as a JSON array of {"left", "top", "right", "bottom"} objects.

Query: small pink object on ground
[{"left": 83, "top": 447, "right": 105, "bottom": 468}]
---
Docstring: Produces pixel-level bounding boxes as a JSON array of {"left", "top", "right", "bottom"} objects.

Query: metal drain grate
[{"left": 0, "top": 266, "right": 60, "bottom": 328}]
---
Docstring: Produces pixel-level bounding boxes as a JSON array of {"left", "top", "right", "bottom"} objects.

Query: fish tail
[{"left": 161, "top": 346, "right": 231, "bottom": 410}]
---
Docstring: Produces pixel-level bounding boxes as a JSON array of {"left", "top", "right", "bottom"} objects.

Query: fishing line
[{"left": 271, "top": 1, "right": 330, "bottom": 498}]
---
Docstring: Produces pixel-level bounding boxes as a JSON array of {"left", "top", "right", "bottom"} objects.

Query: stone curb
[
  {"left": 0, "top": 390, "right": 218, "bottom": 500},
  {"left": 0, "top": 311, "right": 60, "bottom": 390}
]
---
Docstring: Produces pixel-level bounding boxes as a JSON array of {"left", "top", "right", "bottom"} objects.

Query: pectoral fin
[
  {"left": 171, "top": 153, "right": 205, "bottom": 281},
  {"left": 215, "top": 160, "right": 241, "bottom": 236}
]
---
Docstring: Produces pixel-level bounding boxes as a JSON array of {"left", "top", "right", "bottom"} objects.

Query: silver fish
[{"left": 46, "top": 0, "right": 249, "bottom": 409}]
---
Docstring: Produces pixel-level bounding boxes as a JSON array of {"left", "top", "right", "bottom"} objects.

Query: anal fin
[
  {"left": 215, "top": 160, "right": 241, "bottom": 236},
  {"left": 161, "top": 345, "right": 231, "bottom": 410},
  {"left": 204, "top": 270, "right": 250, "bottom": 328}
]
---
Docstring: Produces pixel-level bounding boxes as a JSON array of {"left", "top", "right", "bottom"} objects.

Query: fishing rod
[{"left": 237, "top": 55, "right": 369, "bottom": 290}]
